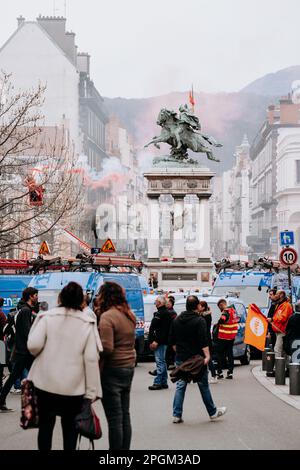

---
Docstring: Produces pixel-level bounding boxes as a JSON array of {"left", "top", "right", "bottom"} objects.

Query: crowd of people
[
  {"left": 0, "top": 282, "right": 136, "bottom": 451},
  {"left": 1, "top": 282, "right": 300, "bottom": 450}
]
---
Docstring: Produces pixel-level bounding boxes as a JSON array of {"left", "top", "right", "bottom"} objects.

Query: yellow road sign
[
  {"left": 101, "top": 238, "right": 116, "bottom": 253},
  {"left": 39, "top": 240, "right": 50, "bottom": 256}
]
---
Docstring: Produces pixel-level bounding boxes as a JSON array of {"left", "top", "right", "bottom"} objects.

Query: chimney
[
  {"left": 65, "top": 31, "right": 76, "bottom": 64},
  {"left": 17, "top": 15, "right": 25, "bottom": 27},
  {"left": 77, "top": 52, "right": 90, "bottom": 75}
]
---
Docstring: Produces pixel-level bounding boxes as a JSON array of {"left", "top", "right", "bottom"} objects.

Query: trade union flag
[{"left": 244, "top": 304, "right": 268, "bottom": 351}]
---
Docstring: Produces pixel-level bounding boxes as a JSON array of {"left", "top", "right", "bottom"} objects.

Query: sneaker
[
  {"left": 10, "top": 387, "right": 22, "bottom": 394},
  {"left": 148, "top": 384, "right": 163, "bottom": 390},
  {"left": 172, "top": 416, "right": 184, "bottom": 423},
  {"left": 148, "top": 370, "right": 157, "bottom": 376},
  {"left": 217, "top": 374, "right": 224, "bottom": 380},
  {"left": 0, "top": 404, "right": 14, "bottom": 413},
  {"left": 226, "top": 373, "right": 233, "bottom": 380},
  {"left": 161, "top": 384, "right": 169, "bottom": 389},
  {"left": 209, "top": 377, "right": 218, "bottom": 384},
  {"left": 210, "top": 407, "right": 227, "bottom": 420}
]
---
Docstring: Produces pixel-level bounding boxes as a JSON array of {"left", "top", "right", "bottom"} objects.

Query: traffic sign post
[
  {"left": 279, "top": 247, "right": 298, "bottom": 298},
  {"left": 280, "top": 230, "right": 295, "bottom": 247},
  {"left": 279, "top": 247, "right": 298, "bottom": 267}
]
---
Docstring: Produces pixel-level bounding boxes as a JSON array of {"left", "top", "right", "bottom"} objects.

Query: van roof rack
[
  {"left": 214, "top": 257, "right": 299, "bottom": 274},
  {"left": 0, "top": 254, "right": 144, "bottom": 275}
]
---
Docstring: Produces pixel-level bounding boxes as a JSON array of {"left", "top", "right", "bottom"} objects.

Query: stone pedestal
[{"left": 143, "top": 167, "right": 215, "bottom": 289}]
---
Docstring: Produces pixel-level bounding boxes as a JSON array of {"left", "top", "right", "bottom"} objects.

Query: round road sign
[{"left": 279, "top": 247, "right": 298, "bottom": 266}]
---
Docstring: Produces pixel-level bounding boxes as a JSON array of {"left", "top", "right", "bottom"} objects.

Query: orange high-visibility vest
[{"left": 218, "top": 307, "right": 239, "bottom": 341}]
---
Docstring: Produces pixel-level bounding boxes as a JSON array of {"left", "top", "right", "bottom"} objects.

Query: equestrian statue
[{"left": 144, "top": 104, "right": 222, "bottom": 165}]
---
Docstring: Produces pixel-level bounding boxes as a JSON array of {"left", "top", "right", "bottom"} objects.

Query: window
[{"left": 296, "top": 160, "right": 300, "bottom": 184}]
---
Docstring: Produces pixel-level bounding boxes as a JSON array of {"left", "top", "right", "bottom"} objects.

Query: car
[{"left": 173, "top": 295, "right": 250, "bottom": 365}]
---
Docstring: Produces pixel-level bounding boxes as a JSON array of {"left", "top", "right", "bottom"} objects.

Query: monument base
[{"left": 145, "top": 260, "right": 214, "bottom": 291}]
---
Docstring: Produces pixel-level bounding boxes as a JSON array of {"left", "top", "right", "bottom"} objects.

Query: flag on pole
[
  {"left": 244, "top": 304, "right": 268, "bottom": 351},
  {"left": 189, "top": 84, "right": 195, "bottom": 111}
]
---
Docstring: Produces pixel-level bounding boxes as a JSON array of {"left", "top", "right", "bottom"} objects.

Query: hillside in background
[{"left": 241, "top": 65, "right": 300, "bottom": 96}]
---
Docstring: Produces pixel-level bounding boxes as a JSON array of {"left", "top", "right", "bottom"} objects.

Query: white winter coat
[{"left": 27, "top": 307, "right": 102, "bottom": 399}]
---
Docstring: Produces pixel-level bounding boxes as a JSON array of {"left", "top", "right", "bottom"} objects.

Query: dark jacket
[
  {"left": 200, "top": 310, "right": 213, "bottom": 349},
  {"left": 0, "top": 309, "right": 7, "bottom": 342},
  {"left": 169, "top": 310, "right": 208, "bottom": 362},
  {"left": 148, "top": 306, "right": 174, "bottom": 345},
  {"left": 168, "top": 308, "right": 177, "bottom": 320},
  {"left": 15, "top": 302, "right": 35, "bottom": 357},
  {"left": 284, "top": 313, "right": 300, "bottom": 356},
  {"left": 170, "top": 355, "right": 205, "bottom": 383}
]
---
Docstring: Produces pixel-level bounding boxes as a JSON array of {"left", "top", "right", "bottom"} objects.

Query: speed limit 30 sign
[{"left": 279, "top": 247, "right": 298, "bottom": 266}]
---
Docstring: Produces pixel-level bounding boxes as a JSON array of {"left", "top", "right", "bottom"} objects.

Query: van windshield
[
  {"left": 212, "top": 286, "right": 269, "bottom": 309},
  {"left": 38, "top": 290, "right": 60, "bottom": 310}
]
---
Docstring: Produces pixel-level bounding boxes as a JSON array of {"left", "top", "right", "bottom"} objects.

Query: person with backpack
[
  {"left": 27, "top": 282, "right": 102, "bottom": 450},
  {"left": 0, "top": 287, "right": 38, "bottom": 412}
]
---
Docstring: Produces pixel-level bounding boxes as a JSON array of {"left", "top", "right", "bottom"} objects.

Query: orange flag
[
  {"left": 189, "top": 85, "right": 195, "bottom": 107},
  {"left": 244, "top": 304, "right": 268, "bottom": 351}
]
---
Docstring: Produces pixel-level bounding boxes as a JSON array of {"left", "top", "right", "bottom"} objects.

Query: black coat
[
  {"left": 169, "top": 310, "right": 208, "bottom": 362},
  {"left": 148, "top": 306, "right": 174, "bottom": 346},
  {"left": 15, "top": 303, "right": 35, "bottom": 357}
]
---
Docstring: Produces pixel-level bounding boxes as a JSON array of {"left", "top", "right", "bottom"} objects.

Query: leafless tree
[{"left": 0, "top": 72, "right": 83, "bottom": 257}]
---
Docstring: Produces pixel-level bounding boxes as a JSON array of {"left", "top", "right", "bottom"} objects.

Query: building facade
[
  {"left": 210, "top": 136, "right": 251, "bottom": 259},
  {"left": 248, "top": 96, "right": 300, "bottom": 258}
]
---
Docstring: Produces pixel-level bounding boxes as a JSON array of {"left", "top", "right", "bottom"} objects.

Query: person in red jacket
[
  {"left": 215, "top": 299, "right": 239, "bottom": 380},
  {"left": 268, "top": 290, "right": 293, "bottom": 358}
]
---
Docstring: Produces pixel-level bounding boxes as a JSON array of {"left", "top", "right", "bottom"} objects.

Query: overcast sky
[{"left": 0, "top": 0, "right": 300, "bottom": 98}]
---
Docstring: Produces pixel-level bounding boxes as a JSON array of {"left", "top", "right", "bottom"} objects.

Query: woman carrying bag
[
  {"left": 27, "top": 282, "right": 102, "bottom": 450},
  {"left": 97, "top": 281, "right": 136, "bottom": 450}
]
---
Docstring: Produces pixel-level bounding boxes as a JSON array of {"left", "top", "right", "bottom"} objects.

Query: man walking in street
[
  {"left": 148, "top": 295, "right": 173, "bottom": 390},
  {"left": 216, "top": 299, "right": 239, "bottom": 380},
  {"left": 169, "top": 295, "right": 226, "bottom": 423},
  {"left": 0, "top": 287, "right": 38, "bottom": 412},
  {"left": 268, "top": 290, "right": 293, "bottom": 358}
]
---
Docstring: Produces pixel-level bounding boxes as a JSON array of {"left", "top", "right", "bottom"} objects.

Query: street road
[{"left": 0, "top": 360, "right": 299, "bottom": 450}]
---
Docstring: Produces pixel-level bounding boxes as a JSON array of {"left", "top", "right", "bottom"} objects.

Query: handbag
[
  {"left": 20, "top": 379, "right": 39, "bottom": 429},
  {"left": 75, "top": 398, "right": 102, "bottom": 449}
]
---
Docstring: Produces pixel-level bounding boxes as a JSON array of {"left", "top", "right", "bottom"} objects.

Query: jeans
[
  {"left": 173, "top": 363, "right": 217, "bottom": 418},
  {"left": 153, "top": 345, "right": 168, "bottom": 386},
  {"left": 216, "top": 339, "right": 234, "bottom": 375},
  {"left": 208, "top": 358, "right": 216, "bottom": 378},
  {"left": 36, "top": 388, "right": 83, "bottom": 450},
  {"left": 101, "top": 367, "right": 134, "bottom": 450},
  {"left": 0, "top": 354, "right": 33, "bottom": 406}
]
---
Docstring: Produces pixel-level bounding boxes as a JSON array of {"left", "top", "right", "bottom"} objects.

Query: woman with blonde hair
[{"left": 97, "top": 281, "right": 136, "bottom": 450}]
